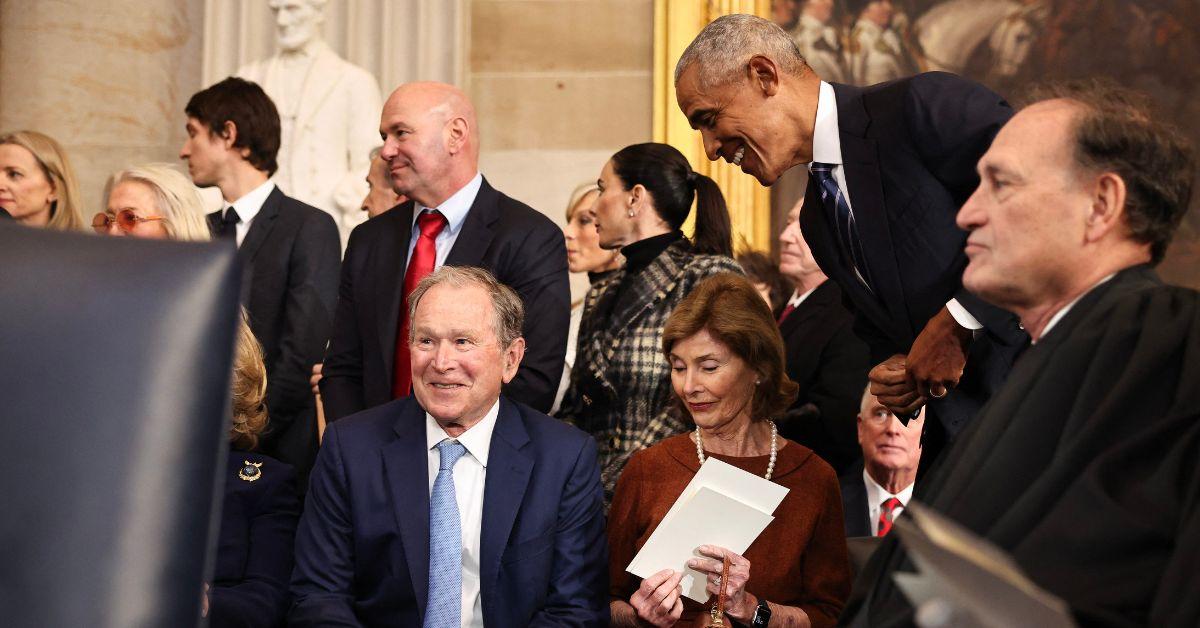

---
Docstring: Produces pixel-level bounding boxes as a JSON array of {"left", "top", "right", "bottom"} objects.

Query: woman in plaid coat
[{"left": 557, "top": 142, "right": 742, "bottom": 504}]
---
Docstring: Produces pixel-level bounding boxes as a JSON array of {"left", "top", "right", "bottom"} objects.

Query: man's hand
[
  {"left": 907, "top": 305, "right": 972, "bottom": 400},
  {"left": 870, "top": 354, "right": 924, "bottom": 416},
  {"left": 310, "top": 363, "right": 323, "bottom": 397}
]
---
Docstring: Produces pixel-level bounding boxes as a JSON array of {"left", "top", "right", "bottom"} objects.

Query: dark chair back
[{"left": 0, "top": 225, "right": 240, "bottom": 627}]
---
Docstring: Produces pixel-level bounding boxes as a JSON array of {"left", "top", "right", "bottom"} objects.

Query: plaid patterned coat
[{"left": 557, "top": 239, "right": 743, "bottom": 503}]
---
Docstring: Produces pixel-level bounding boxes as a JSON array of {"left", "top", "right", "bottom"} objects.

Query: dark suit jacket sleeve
[
  {"left": 268, "top": 210, "right": 341, "bottom": 426},
  {"left": 529, "top": 433, "right": 609, "bottom": 626},
  {"left": 289, "top": 424, "right": 363, "bottom": 627},
  {"left": 804, "top": 321, "right": 871, "bottom": 467},
  {"left": 905, "top": 72, "right": 1018, "bottom": 336},
  {"left": 502, "top": 218, "right": 570, "bottom": 414},
  {"left": 209, "top": 466, "right": 301, "bottom": 627},
  {"left": 320, "top": 225, "right": 368, "bottom": 421}
]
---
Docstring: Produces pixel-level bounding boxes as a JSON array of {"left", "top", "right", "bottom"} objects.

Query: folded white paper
[{"left": 627, "top": 458, "right": 789, "bottom": 603}]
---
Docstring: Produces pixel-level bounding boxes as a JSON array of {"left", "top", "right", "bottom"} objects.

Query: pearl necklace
[{"left": 694, "top": 420, "right": 778, "bottom": 480}]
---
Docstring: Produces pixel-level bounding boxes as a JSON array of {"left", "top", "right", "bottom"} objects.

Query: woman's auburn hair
[{"left": 662, "top": 272, "right": 799, "bottom": 422}]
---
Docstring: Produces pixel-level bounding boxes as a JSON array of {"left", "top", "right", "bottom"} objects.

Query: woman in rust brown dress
[{"left": 608, "top": 273, "right": 851, "bottom": 627}]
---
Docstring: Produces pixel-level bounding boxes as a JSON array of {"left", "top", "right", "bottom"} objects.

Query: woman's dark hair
[
  {"left": 663, "top": 273, "right": 798, "bottom": 422},
  {"left": 737, "top": 249, "right": 791, "bottom": 313},
  {"left": 185, "top": 77, "right": 281, "bottom": 177},
  {"left": 610, "top": 142, "right": 733, "bottom": 256}
]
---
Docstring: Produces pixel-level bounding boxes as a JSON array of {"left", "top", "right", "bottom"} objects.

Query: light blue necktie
[
  {"left": 810, "top": 162, "right": 874, "bottom": 291},
  {"left": 425, "top": 440, "right": 467, "bottom": 628}
]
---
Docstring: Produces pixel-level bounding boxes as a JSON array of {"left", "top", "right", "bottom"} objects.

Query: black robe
[{"left": 842, "top": 265, "right": 1200, "bottom": 627}]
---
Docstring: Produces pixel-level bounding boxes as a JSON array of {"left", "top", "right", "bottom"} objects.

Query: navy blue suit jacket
[
  {"left": 800, "top": 73, "right": 1027, "bottom": 451},
  {"left": 289, "top": 395, "right": 609, "bottom": 627},
  {"left": 210, "top": 450, "right": 300, "bottom": 628}
]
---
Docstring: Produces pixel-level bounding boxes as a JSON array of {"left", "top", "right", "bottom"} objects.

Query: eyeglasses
[{"left": 92, "top": 209, "right": 165, "bottom": 234}]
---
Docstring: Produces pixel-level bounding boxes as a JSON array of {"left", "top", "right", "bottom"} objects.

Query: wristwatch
[{"left": 750, "top": 599, "right": 772, "bottom": 626}]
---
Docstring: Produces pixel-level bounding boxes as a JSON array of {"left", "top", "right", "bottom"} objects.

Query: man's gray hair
[
  {"left": 368, "top": 145, "right": 383, "bottom": 161},
  {"left": 408, "top": 266, "right": 525, "bottom": 347},
  {"left": 674, "top": 14, "right": 808, "bottom": 89}
]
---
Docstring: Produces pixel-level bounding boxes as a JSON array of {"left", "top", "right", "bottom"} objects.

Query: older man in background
[
  {"left": 843, "top": 81, "right": 1200, "bottom": 627},
  {"left": 320, "top": 82, "right": 569, "bottom": 421},
  {"left": 840, "top": 386, "right": 921, "bottom": 537}
]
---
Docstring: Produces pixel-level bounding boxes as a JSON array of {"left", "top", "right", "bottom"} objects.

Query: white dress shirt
[
  {"left": 425, "top": 399, "right": 498, "bottom": 628},
  {"left": 863, "top": 470, "right": 915, "bottom": 536},
  {"left": 786, "top": 285, "right": 820, "bottom": 310},
  {"left": 809, "top": 81, "right": 980, "bottom": 330},
  {"left": 222, "top": 179, "right": 276, "bottom": 246},
  {"left": 407, "top": 173, "right": 483, "bottom": 268}
]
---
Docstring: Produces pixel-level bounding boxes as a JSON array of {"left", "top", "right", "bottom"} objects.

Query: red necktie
[
  {"left": 877, "top": 497, "right": 902, "bottom": 537},
  {"left": 777, "top": 303, "right": 796, "bottom": 325},
  {"left": 392, "top": 210, "right": 448, "bottom": 398}
]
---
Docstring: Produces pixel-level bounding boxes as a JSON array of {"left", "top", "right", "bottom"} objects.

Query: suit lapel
[
  {"left": 238, "top": 186, "right": 284, "bottom": 264},
  {"left": 376, "top": 203, "right": 416, "bottom": 378},
  {"left": 442, "top": 177, "right": 499, "bottom": 268},
  {"left": 382, "top": 399, "right": 432, "bottom": 615},
  {"left": 830, "top": 83, "right": 914, "bottom": 339},
  {"left": 479, "top": 398, "right": 533, "bottom": 618},
  {"left": 205, "top": 210, "right": 221, "bottom": 237}
]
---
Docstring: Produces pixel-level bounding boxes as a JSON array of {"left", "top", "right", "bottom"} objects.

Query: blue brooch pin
[{"left": 238, "top": 460, "right": 263, "bottom": 482}]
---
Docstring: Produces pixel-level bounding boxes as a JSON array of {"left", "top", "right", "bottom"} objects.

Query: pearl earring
[{"left": 627, "top": 209, "right": 635, "bottom": 218}]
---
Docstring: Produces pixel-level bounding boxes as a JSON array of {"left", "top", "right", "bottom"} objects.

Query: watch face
[{"left": 752, "top": 601, "right": 772, "bottom": 626}]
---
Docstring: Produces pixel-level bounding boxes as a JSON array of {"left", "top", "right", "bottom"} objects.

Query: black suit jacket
[
  {"left": 778, "top": 280, "right": 871, "bottom": 475},
  {"left": 838, "top": 464, "right": 871, "bottom": 538},
  {"left": 799, "top": 73, "right": 1027, "bottom": 448},
  {"left": 210, "top": 450, "right": 300, "bottom": 628},
  {"left": 207, "top": 187, "right": 341, "bottom": 486},
  {"left": 320, "top": 177, "right": 570, "bottom": 420}
]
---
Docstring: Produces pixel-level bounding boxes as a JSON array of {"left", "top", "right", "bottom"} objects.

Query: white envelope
[{"left": 626, "top": 458, "right": 789, "bottom": 603}]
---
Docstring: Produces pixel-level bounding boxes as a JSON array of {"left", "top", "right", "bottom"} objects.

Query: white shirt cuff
[{"left": 946, "top": 299, "right": 984, "bottom": 330}]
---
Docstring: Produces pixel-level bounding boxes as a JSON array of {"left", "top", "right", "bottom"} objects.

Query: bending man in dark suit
[
  {"left": 839, "top": 385, "right": 921, "bottom": 538},
  {"left": 777, "top": 197, "right": 870, "bottom": 475},
  {"left": 844, "top": 81, "right": 1200, "bottom": 627},
  {"left": 320, "top": 81, "right": 569, "bottom": 420},
  {"left": 674, "top": 15, "right": 1027, "bottom": 466},
  {"left": 181, "top": 77, "right": 340, "bottom": 484},
  {"left": 291, "top": 266, "right": 608, "bottom": 627}
]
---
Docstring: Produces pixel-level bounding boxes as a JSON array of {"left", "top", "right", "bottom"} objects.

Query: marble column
[{"left": 0, "top": 0, "right": 205, "bottom": 218}]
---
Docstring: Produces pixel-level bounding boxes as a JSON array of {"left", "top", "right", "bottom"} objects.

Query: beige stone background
[{"left": 0, "top": 0, "right": 653, "bottom": 302}]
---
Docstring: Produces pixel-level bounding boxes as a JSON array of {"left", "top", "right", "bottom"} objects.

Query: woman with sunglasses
[
  {"left": 96, "top": 164, "right": 211, "bottom": 239},
  {"left": 98, "top": 163, "right": 300, "bottom": 627}
]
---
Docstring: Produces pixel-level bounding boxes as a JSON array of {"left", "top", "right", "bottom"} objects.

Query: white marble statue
[{"left": 237, "top": 0, "right": 383, "bottom": 247}]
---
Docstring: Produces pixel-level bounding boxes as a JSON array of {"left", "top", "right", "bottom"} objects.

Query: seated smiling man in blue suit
[{"left": 290, "top": 266, "right": 608, "bottom": 627}]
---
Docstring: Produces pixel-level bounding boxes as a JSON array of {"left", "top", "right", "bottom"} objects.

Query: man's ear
[
  {"left": 219, "top": 120, "right": 239, "bottom": 149},
  {"left": 747, "top": 55, "right": 781, "bottom": 98},
  {"left": 856, "top": 415, "right": 865, "bottom": 446},
  {"left": 445, "top": 116, "right": 469, "bottom": 155},
  {"left": 1084, "top": 171, "right": 1128, "bottom": 245},
  {"left": 501, "top": 337, "right": 526, "bottom": 384}
]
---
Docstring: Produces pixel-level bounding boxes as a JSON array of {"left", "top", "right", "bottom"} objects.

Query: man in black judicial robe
[{"left": 841, "top": 82, "right": 1200, "bottom": 627}]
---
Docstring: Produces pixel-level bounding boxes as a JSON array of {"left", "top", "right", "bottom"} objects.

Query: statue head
[{"left": 269, "top": 0, "right": 327, "bottom": 52}]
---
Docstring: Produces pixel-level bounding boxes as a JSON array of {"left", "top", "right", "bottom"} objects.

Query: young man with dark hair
[{"left": 181, "top": 76, "right": 340, "bottom": 488}]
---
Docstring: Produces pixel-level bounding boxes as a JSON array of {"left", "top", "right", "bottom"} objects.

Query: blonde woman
[
  {"left": 97, "top": 163, "right": 299, "bottom": 626},
  {"left": 0, "top": 130, "right": 84, "bottom": 230},
  {"left": 551, "top": 182, "right": 622, "bottom": 414}
]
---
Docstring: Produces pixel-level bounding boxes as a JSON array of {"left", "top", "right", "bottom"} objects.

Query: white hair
[
  {"left": 103, "top": 163, "right": 211, "bottom": 242},
  {"left": 674, "top": 14, "right": 809, "bottom": 88}
]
